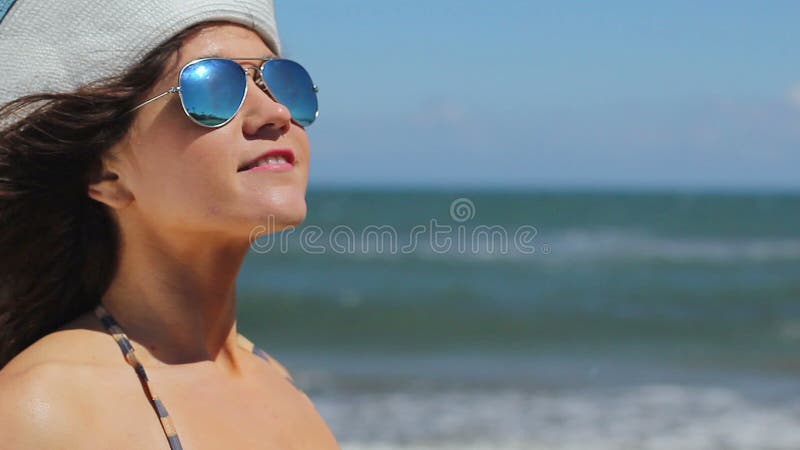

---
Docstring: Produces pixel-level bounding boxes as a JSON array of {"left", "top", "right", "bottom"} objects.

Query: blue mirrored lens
[
  {"left": 261, "top": 59, "right": 319, "bottom": 127},
  {"left": 180, "top": 59, "right": 247, "bottom": 127}
]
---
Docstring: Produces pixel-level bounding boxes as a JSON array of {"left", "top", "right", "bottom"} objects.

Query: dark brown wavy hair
[{"left": 0, "top": 23, "right": 209, "bottom": 368}]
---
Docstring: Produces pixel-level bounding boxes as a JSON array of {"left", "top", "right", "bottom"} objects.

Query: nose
[{"left": 240, "top": 76, "right": 292, "bottom": 136}]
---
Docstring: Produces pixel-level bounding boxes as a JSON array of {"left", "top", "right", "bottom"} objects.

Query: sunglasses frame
[{"left": 130, "top": 57, "right": 319, "bottom": 128}]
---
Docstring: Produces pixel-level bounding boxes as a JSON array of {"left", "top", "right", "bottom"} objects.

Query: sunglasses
[{"left": 131, "top": 57, "right": 319, "bottom": 128}]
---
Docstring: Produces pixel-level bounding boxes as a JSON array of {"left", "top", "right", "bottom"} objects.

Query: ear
[{"left": 87, "top": 158, "right": 135, "bottom": 210}]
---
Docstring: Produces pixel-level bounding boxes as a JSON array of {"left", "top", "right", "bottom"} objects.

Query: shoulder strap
[
  {"left": 235, "top": 332, "right": 272, "bottom": 363},
  {"left": 237, "top": 333, "right": 296, "bottom": 384},
  {"left": 94, "top": 304, "right": 184, "bottom": 450},
  {"left": 94, "top": 303, "right": 297, "bottom": 450}
]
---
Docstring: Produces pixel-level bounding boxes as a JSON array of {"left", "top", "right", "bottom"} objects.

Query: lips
[{"left": 237, "top": 149, "right": 296, "bottom": 172}]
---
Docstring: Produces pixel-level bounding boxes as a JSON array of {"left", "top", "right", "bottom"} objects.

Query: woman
[{"left": 0, "top": 1, "right": 339, "bottom": 448}]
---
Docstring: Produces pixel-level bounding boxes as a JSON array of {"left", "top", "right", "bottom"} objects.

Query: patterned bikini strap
[
  {"left": 236, "top": 328, "right": 299, "bottom": 388},
  {"left": 235, "top": 332, "right": 273, "bottom": 363},
  {"left": 93, "top": 303, "right": 290, "bottom": 450},
  {"left": 93, "top": 303, "right": 184, "bottom": 450}
]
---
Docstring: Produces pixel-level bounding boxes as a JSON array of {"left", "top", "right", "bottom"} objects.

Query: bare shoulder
[
  {"left": 1, "top": 310, "right": 116, "bottom": 377},
  {"left": 0, "top": 358, "right": 97, "bottom": 449},
  {"left": 0, "top": 312, "right": 121, "bottom": 448},
  {"left": 236, "top": 335, "right": 341, "bottom": 449}
]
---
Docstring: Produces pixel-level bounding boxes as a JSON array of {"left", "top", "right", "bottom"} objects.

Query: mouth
[{"left": 237, "top": 148, "right": 296, "bottom": 173}]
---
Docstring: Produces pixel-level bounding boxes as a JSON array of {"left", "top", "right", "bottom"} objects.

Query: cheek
[
  {"left": 129, "top": 131, "right": 240, "bottom": 229},
  {"left": 126, "top": 118, "right": 310, "bottom": 236}
]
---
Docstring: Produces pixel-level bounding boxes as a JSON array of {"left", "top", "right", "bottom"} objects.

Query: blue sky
[{"left": 276, "top": 1, "right": 800, "bottom": 190}]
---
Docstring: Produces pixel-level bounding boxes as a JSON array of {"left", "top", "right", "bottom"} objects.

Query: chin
[
  {"left": 259, "top": 189, "right": 308, "bottom": 230},
  {"left": 276, "top": 203, "right": 308, "bottom": 229}
]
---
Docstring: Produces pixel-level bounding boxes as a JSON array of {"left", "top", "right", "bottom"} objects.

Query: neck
[{"left": 100, "top": 221, "right": 251, "bottom": 374}]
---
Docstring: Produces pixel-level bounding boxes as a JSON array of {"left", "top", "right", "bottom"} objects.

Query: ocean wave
[
  {"left": 312, "top": 382, "right": 800, "bottom": 450},
  {"left": 541, "top": 230, "right": 800, "bottom": 264}
]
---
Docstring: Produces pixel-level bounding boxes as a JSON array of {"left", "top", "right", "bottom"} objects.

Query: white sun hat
[{"left": 0, "top": 0, "right": 281, "bottom": 107}]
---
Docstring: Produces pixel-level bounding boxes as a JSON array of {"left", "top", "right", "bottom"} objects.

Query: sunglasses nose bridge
[
  {"left": 246, "top": 66, "right": 281, "bottom": 105},
  {"left": 239, "top": 71, "right": 293, "bottom": 133}
]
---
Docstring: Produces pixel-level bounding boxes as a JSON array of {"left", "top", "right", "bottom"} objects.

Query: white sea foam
[
  {"left": 312, "top": 382, "right": 800, "bottom": 450},
  {"left": 540, "top": 230, "right": 800, "bottom": 264}
]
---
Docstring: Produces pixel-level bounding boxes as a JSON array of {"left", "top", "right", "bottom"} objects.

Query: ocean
[{"left": 236, "top": 188, "right": 800, "bottom": 450}]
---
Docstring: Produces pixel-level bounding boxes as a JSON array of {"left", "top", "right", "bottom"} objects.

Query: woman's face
[{"left": 109, "top": 23, "right": 310, "bottom": 242}]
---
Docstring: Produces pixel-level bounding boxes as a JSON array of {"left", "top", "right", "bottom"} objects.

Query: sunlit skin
[{"left": 0, "top": 22, "right": 340, "bottom": 449}]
